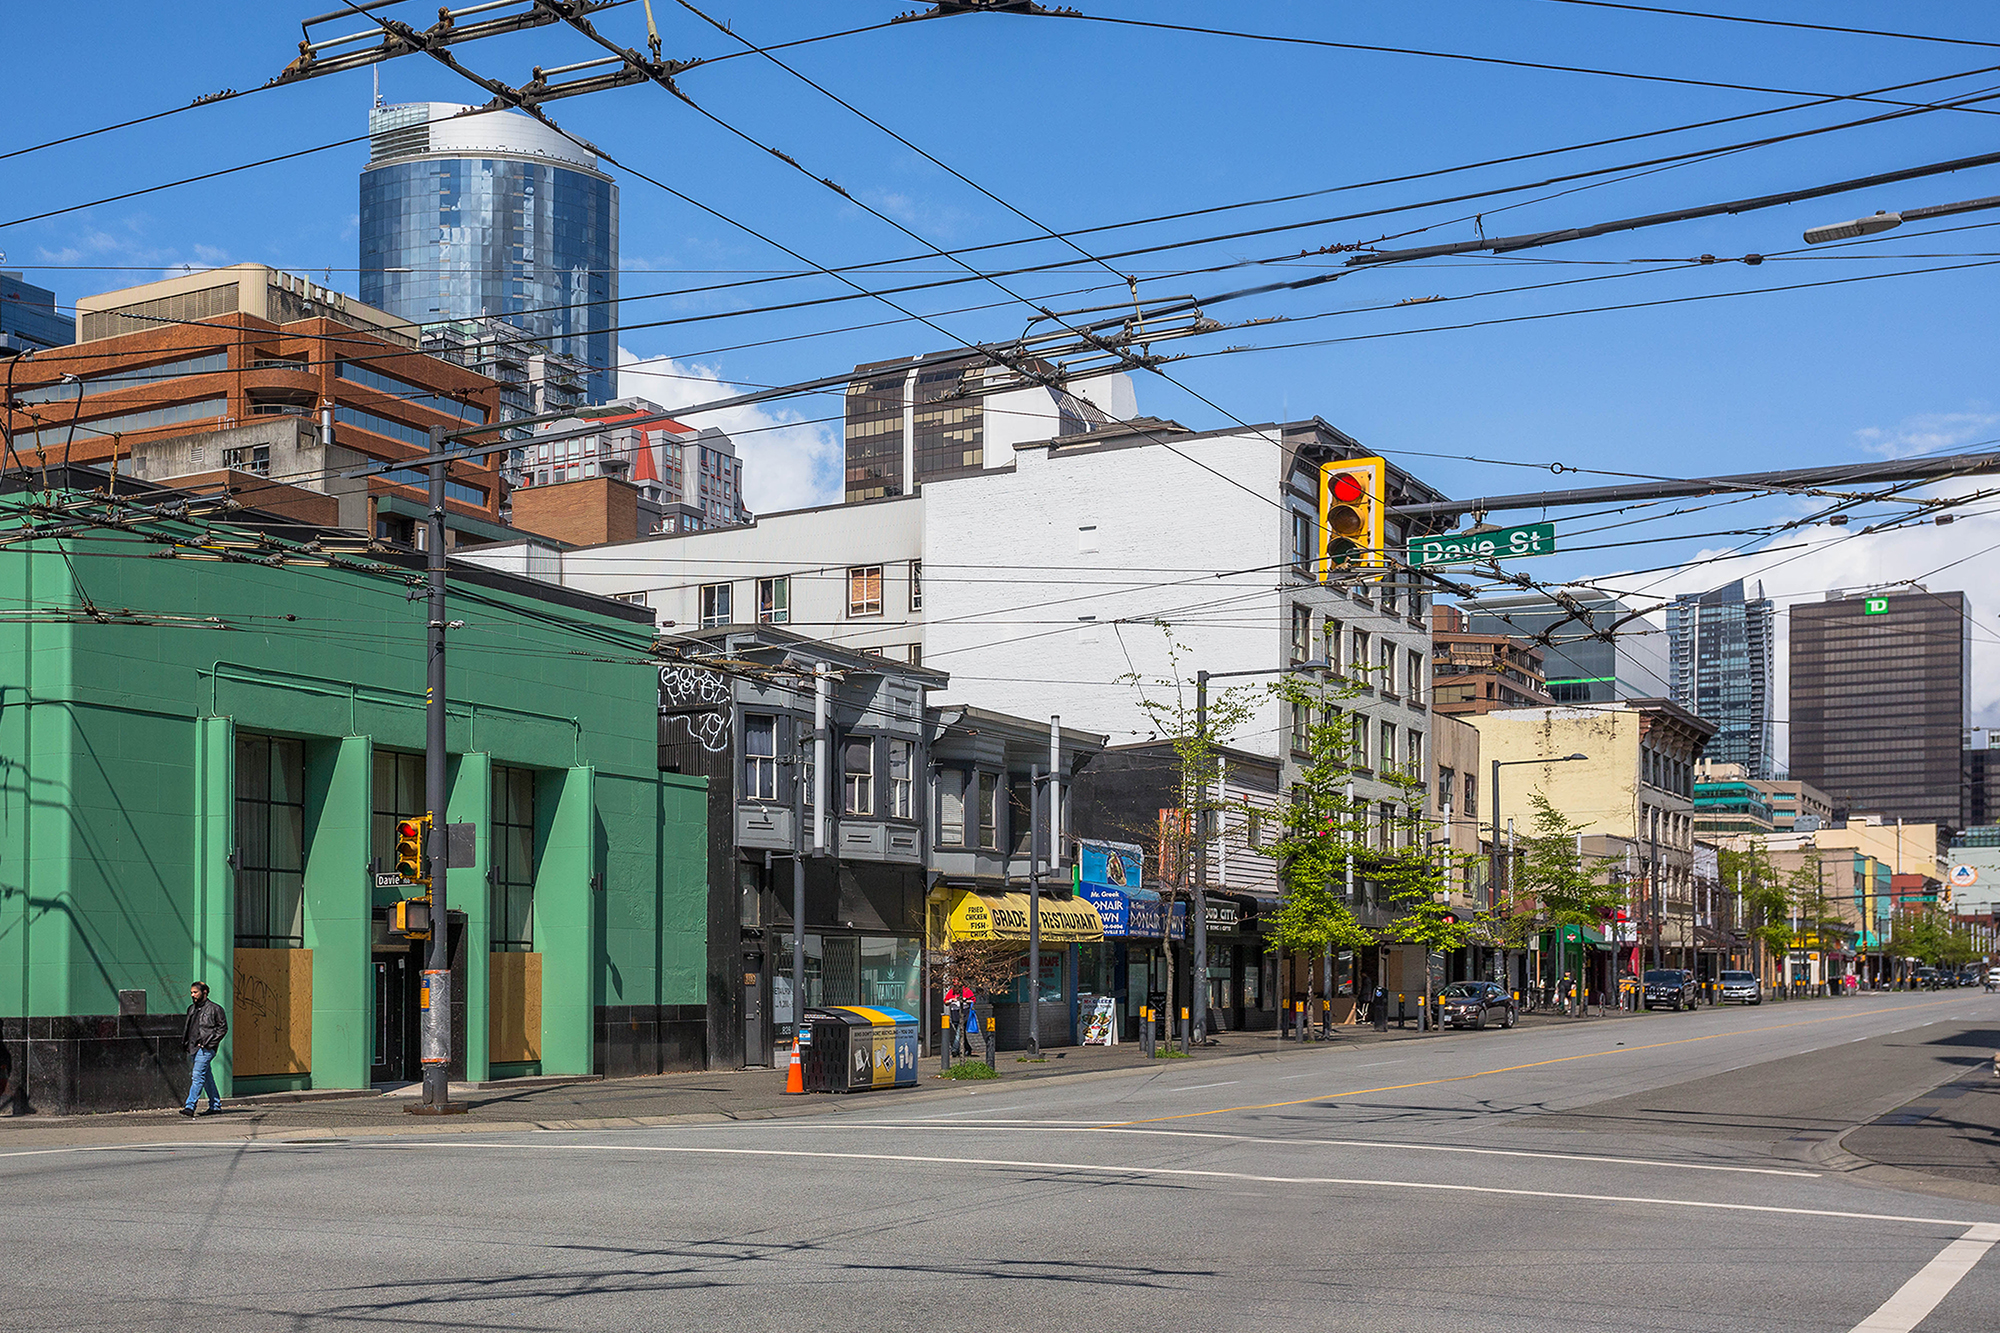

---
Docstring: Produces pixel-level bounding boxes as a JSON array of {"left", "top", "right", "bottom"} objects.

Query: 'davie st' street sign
[{"left": 1406, "top": 521, "right": 1556, "bottom": 567}]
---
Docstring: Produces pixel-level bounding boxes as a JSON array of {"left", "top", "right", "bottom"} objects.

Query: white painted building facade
[{"left": 464, "top": 418, "right": 1447, "bottom": 854}]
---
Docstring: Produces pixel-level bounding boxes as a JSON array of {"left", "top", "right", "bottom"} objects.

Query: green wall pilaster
[
  {"left": 193, "top": 715, "right": 235, "bottom": 1095},
  {"left": 447, "top": 752, "right": 493, "bottom": 1082},
  {"left": 538, "top": 765, "right": 596, "bottom": 1075},
  {"left": 302, "top": 736, "right": 371, "bottom": 1090}
]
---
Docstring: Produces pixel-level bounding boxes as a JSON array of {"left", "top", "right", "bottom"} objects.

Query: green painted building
[{"left": 0, "top": 475, "right": 708, "bottom": 1113}]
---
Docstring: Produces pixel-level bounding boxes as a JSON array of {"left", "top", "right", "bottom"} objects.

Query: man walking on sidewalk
[{"left": 180, "top": 981, "right": 227, "bottom": 1118}]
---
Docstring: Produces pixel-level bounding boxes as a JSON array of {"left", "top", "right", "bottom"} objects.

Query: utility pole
[
  {"left": 1029, "top": 764, "right": 1043, "bottom": 1059},
  {"left": 1649, "top": 822, "right": 1663, "bottom": 974},
  {"left": 416, "top": 438, "right": 455, "bottom": 1113},
  {"left": 1191, "top": 677, "right": 1210, "bottom": 1050}
]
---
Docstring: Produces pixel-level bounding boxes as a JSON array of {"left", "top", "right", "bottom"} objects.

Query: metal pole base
[{"left": 405, "top": 1065, "right": 466, "bottom": 1114}]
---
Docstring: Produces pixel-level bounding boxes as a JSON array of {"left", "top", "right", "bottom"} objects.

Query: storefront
[
  {"left": 1073, "top": 841, "right": 1165, "bottom": 1042},
  {"left": 928, "top": 884, "right": 1105, "bottom": 1050}
]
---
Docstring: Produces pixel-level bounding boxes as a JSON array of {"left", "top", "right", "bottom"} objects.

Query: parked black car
[
  {"left": 1439, "top": 981, "right": 1517, "bottom": 1030},
  {"left": 1719, "top": 969, "right": 1763, "bottom": 1005},
  {"left": 1643, "top": 969, "right": 1699, "bottom": 1011}
]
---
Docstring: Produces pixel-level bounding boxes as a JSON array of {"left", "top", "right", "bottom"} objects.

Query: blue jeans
[{"left": 184, "top": 1047, "right": 220, "bottom": 1111}]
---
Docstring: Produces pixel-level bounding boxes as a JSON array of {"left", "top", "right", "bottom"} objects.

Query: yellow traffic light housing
[
  {"left": 395, "top": 815, "right": 430, "bottom": 887},
  {"left": 1319, "top": 456, "right": 1387, "bottom": 575}
]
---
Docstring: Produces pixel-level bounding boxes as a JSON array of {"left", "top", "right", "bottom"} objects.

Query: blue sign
[
  {"left": 1075, "top": 881, "right": 1166, "bottom": 939},
  {"left": 1079, "top": 839, "right": 1143, "bottom": 890}
]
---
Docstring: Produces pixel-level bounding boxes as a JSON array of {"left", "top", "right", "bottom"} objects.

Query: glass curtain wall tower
[
  {"left": 1667, "top": 579, "right": 1775, "bottom": 779},
  {"left": 360, "top": 102, "right": 618, "bottom": 403}
]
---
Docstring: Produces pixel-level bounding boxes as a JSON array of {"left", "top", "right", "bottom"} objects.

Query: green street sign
[
  {"left": 1863, "top": 597, "right": 1890, "bottom": 615},
  {"left": 1406, "top": 521, "right": 1556, "bottom": 567}
]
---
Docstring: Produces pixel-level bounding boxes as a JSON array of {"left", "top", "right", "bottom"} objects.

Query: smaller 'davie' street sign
[{"left": 1406, "top": 521, "right": 1556, "bottom": 567}]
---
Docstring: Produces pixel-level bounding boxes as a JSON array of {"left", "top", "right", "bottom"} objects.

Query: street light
[
  {"left": 1489, "top": 753, "right": 1587, "bottom": 1000},
  {"left": 1189, "top": 657, "right": 1329, "bottom": 1046},
  {"left": 1803, "top": 192, "right": 2000, "bottom": 245}
]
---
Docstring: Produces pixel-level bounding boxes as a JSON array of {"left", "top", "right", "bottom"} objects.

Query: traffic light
[
  {"left": 1319, "top": 457, "right": 1387, "bottom": 574},
  {"left": 389, "top": 894, "right": 432, "bottom": 941},
  {"left": 395, "top": 815, "right": 430, "bottom": 886}
]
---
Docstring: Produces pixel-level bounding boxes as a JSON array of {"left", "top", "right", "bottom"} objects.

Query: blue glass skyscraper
[{"left": 359, "top": 102, "right": 618, "bottom": 402}]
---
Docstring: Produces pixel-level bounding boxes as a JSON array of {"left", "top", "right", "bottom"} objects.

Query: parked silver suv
[{"left": 1719, "top": 969, "right": 1762, "bottom": 1005}]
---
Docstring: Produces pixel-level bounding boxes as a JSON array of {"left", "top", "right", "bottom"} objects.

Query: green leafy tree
[
  {"left": 1508, "top": 791, "right": 1615, "bottom": 997},
  {"left": 1120, "top": 623, "right": 1261, "bottom": 1037},
  {"left": 1721, "top": 843, "right": 1789, "bottom": 982},
  {"left": 1254, "top": 673, "right": 1374, "bottom": 1023}
]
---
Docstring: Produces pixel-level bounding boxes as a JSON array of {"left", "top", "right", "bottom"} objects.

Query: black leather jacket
[{"left": 184, "top": 998, "right": 228, "bottom": 1053}]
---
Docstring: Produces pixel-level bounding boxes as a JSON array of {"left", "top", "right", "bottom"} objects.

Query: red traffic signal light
[
  {"left": 1318, "top": 457, "right": 1387, "bottom": 574},
  {"left": 395, "top": 817, "right": 428, "bottom": 885}
]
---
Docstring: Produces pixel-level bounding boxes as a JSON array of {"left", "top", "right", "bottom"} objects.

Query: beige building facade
[{"left": 1469, "top": 701, "right": 1716, "bottom": 963}]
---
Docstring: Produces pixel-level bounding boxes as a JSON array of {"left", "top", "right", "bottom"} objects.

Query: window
[
  {"left": 843, "top": 738, "right": 875, "bottom": 815},
  {"left": 1408, "top": 650, "right": 1425, "bottom": 704},
  {"left": 1290, "top": 605, "right": 1310, "bottom": 664},
  {"left": 1379, "top": 639, "right": 1397, "bottom": 696},
  {"left": 1351, "top": 629, "right": 1370, "bottom": 686},
  {"left": 491, "top": 766, "right": 536, "bottom": 951},
  {"left": 222, "top": 444, "right": 271, "bottom": 476},
  {"left": 1439, "top": 767, "right": 1456, "bottom": 812},
  {"left": 908, "top": 560, "right": 923, "bottom": 611},
  {"left": 1324, "top": 617, "right": 1343, "bottom": 673},
  {"left": 1381, "top": 720, "right": 1397, "bottom": 773},
  {"left": 236, "top": 735, "right": 305, "bottom": 948},
  {"left": 744, "top": 715, "right": 777, "bottom": 801},
  {"left": 1009, "top": 779, "right": 1035, "bottom": 855},
  {"left": 699, "top": 582, "right": 732, "bottom": 627},
  {"left": 939, "top": 768, "right": 967, "bottom": 845},
  {"left": 371, "top": 749, "right": 425, "bottom": 875},
  {"left": 757, "top": 577, "right": 789, "bottom": 624},
  {"left": 888, "top": 740, "right": 913, "bottom": 819},
  {"left": 978, "top": 772, "right": 999, "bottom": 849},
  {"left": 1408, "top": 729, "right": 1423, "bottom": 777},
  {"left": 1382, "top": 573, "right": 1399, "bottom": 615},
  {"left": 1379, "top": 801, "right": 1396, "bottom": 849},
  {"left": 1290, "top": 699, "right": 1310, "bottom": 753},
  {"left": 1291, "top": 509, "right": 1313, "bottom": 572},
  {"left": 848, "top": 565, "right": 883, "bottom": 616},
  {"left": 1352, "top": 714, "right": 1369, "bottom": 769},
  {"left": 1463, "top": 774, "right": 1476, "bottom": 818}
]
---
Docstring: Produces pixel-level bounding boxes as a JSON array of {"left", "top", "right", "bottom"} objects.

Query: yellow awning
[{"left": 935, "top": 888, "right": 1104, "bottom": 945}]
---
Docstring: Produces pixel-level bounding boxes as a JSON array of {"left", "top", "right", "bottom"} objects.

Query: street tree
[
  {"left": 1254, "top": 672, "right": 1374, "bottom": 1026},
  {"left": 1511, "top": 791, "right": 1615, "bottom": 997},
  {"left": 1121, "top": 622, "right": 1260, "bottom": 1039}
]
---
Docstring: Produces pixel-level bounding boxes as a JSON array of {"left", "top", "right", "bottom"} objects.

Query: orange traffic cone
[{"left": 784, "top": 1036, "right": 805, "bottom": 1094}]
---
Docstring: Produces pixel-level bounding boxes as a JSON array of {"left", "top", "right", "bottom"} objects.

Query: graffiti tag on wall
[{"left": 659, "top": 663, "right": 731, "bottom": 754}]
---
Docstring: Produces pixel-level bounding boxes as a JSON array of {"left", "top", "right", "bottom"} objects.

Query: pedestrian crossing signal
[
  {"left": 389, "top": 894, "right": 432, "bottom": 941},
  {"left": 1319, "top": 457, "right": 1387, "bottom": 573},
  {"left": 395, "top": 816, "right": 429, "bottom": 886}
]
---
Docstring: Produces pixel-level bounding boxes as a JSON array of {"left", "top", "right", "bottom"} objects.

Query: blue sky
[{"left": 8, "top": 1, "right": 2000, "bottom": 735}]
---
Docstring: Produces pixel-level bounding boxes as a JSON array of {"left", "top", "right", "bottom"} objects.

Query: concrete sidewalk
[
  {"left": 0, "top": 1005, "right": 1659, "bottom": 1149},
  {"left": 1838, "top": 1034, "right": 2000, "bottom": 1204}
]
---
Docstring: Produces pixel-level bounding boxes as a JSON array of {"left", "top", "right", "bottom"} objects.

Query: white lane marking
[
  {"left": 1168, "top": 1081, "right": 1240, "bottom": 1092},
  {"left": 341, "top": 1140, "right": 1980, "bottom": 1227},
  {"left": 1350, "top": 1060, "right": 1403, "bottom": 1069},
  {"left": 806, "top": 1121, "right": 1822, "bottom": 1178},
  {"left": 1849, "top": 1224, "right": 2000, "bottom": 1332}
]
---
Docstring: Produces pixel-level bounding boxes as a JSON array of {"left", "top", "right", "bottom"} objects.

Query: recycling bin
[{"left": 799, "top": 1006, "right": 919, "bottom": 1093}]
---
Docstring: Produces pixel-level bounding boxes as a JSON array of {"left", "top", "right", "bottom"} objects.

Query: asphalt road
[{"left": 5, "top": 992, "right": 1997, "bottom": 1332}]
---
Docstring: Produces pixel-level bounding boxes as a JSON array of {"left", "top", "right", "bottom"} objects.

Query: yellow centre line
[{"left": 1098, "top": 997, "right": 1975, "bottom": 1128}]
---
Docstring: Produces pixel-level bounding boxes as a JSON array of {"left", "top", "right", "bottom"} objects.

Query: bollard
[
  {"left": 1397, "top": 993, "right": 1407, "bottom": 1029},
  {"left": 1142, "top": 1006, "right": 1155, "bottom": 1058},
  {"left": 940, "top": 1013, "right": 952, "bottom": 1072},
  {"left": 984, "top": 1017, "right": 997, "bottom": 1070}
]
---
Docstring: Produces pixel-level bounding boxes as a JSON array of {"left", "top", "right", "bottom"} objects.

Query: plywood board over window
[
  {"left": 489, "top": 952, "right": 544, "bottom": 1063},
  {"left": 232, "top": 947, "right": 313, "bottom": 1077}
]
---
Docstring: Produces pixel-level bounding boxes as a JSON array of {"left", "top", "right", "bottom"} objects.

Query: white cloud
[
  {"left": 1854, "top": 410, "right": 1999, "bottom": 460},
  {"left": 616, "top": 347, "right": 842, "bottom": 513}
]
